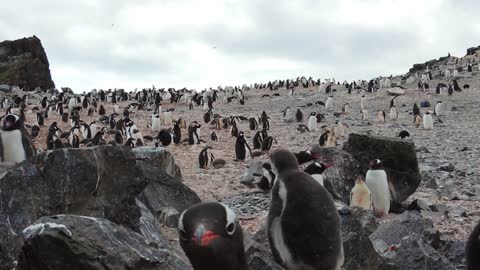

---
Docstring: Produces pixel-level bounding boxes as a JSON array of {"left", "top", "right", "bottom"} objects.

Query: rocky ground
[{"left": 2, "top": 55, "right": 480, "bottom": 269}]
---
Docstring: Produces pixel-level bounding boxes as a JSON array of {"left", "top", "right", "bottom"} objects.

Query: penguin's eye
[{"left": 226, "top": 223, "right": 235, "bottom": 235}]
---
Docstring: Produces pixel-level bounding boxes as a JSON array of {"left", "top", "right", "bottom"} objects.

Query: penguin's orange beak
[{"left": 193, "top": 226, "right": 219, "bottom": 247}]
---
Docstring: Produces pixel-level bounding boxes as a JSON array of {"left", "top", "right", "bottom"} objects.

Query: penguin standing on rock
[
  {"left": 235, "top": 131, "right": 252, "bottom": 161},
  {"left": 0, "top": 114, "right": 36, "bottom": 163},
  {"left": 350, "top": 176, "right": 372, "bottom": 210},
  {"left": 365, "top": 159, "right": 390, "bottom": 217},
  {"left": 307, "top": 112, "right": 317, "bottom": 131},
  {"left": 267, "top": 149, "right": 344, "bottom": 270},
  {"left": 178, "top": 202, "right": 248, "bottom": 270}
]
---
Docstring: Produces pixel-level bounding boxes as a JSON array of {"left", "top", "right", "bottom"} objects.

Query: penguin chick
[
  {"left": 178, "top": 202, "right": 248, "bottom": 270},
  {"left": 350, "top": 176, "right": 372, "bottom": 210}
]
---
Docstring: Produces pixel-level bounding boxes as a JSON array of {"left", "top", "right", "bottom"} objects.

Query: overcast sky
[{"left": 1, "top": 0, "right": 479, "bottom": 92}]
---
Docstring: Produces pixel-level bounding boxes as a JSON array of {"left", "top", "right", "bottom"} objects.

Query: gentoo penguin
[
  {"left": 164, "top": 111, "right": 173, "bottom": 126},
  {"left": 350, "top": 176, "right": 372, "bottom": 210},
  {"left": 283, "top": 107, "right": 293, "bottom": 122},
  {"left": 210, "top": 131, "right": 219, "bottom": 142},
  {"left": 413, "top": 103, "right": 420, "bottom": 117},
  {"left": 253, "top": 130, "right": 265, "bottom": 150},
  {"left": 99, "top": 104, "right": 106, "bottom": 116},
  {"left": 434, "top": 101, "right": 443, "bottom": 116},
  {"left": 293, "top": 150, "right": 320, "bottom": 165},
  {"left": 188, "top": 122, "right": 202, "bottom": 145},
  {"left": 375, "top": 111, "right": 386, "bottom": 123},
  {"left": 342, "top": 103, "right": 349, "bottom": 114},
  {"left": 303, "top": 162, "right": 333, "bottom": 186},
  {"left": 198, "top": 146, "right": 215, "bottom": 169},
  {"left": 307, "top": 112, "right": 317, "bottom": 131},
  {"left": 256, "top": 162, "right": 276, "bottom": 192},
  {"left": 414, "top": 114, "right": 423, "bottom": 127},
  {"left": 151, "top": 112, "right": 161, "bottom": 132},
  {"left": 0, "top": 114, "right": 36, "bottom": 163},
  {"left": 325, "top": 95, "right": 334, "bottom": 111},
  {"left": 466, "top": 221, "right": 480, "bottom": 270},
  {"left": 295, "top": 108, "right": 303, "bottom": 122},
  {"left": 361, "top": 110, "right": 369, "bottom": 121},
  {"left": 360, "top": 95, "right": 366, "bottom": 110},
  {"left": 389, "top": 106, "right": 398, "bottom": 120},
  {"left": 173, "top": 121, "right": 181, "bottom": 144},
  {"left": 267, "top": 149, "right": 344, "bottom": 269},
  {"left": 235, "top": 131, "right": 252, "bottom": 161},
  {"left": 36, "top": 112, "right": 44, "bottom": 126},
  {"left": 326, "top": 130, "right": 337, "bottom": 147},
  {"left": 365, "top": 159, "right": 390, "bottom": 217},
  {"left": 249, "top": 117, "right": 258, "bottom": 131},
  {"left": 157, "top": 129, "right": 173, "bottom": 146},
  {"left": 333, "top": 120, "right": 345, "bottom": 138},
  {"left": 398, "top": 130, "right": 410, "bottom": 139},
  {"left": 423, "top": 112, "right": 433, "bottom": 130},
  {"left": 178, "top": 202, "right": 247, "bottom": 270},
  {"left": 261, "top": 136, "right": 277, "bottom": 152}
]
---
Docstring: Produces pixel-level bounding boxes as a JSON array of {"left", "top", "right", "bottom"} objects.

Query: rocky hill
[{"left": 0, "top": 36, "right": 55, "bottom": 91}]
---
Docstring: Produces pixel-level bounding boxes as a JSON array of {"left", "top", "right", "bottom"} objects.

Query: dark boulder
[
  {"left": 0, "top": 36, "right": 55, "bottom": 91},
  {"left": 344, "top": 134, "right": 421, "bottom": 203},
  {"left": 133, "top": 147, "right": 182, "bottom": 178},
  {"left": 0, "top": 146, "right": 198, "bottom": 269},
  {"left": 17, "top": 215, "right": 190, "bottom": 270}
]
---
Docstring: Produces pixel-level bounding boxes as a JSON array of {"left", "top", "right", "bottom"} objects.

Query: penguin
[
  {"left": 157, "top": 129, "right": 173, "bottom": 146},
  {"left": 434, "top": 101, "right": 443, "bottom": 116},
  {"left": 80, "top": 122, "right": 92, "bottom": 139},
  {"left": 188, "top": 122, "right": 202, "bottom": 145},
  {"left": 267, "top": 149, "right": 344, "bottom": 269},
  {"left": 365, "top": 159, "right": 390, "bottom": 217},
  {"left": 303, "top": 162, "right": 333, "bottom": 186},
  {"left": 325, "top": 95, "right": 334, "bottom": 111},
  {"left": 178, "top": 202, "right": 248, "bottom": 270},
  {"left": 230, "top": 122, "right": 239, "bottom": 138},
  {"left": 423, "top": 111, "right": 433, "bottom": 130},
  {"left": 350, "top": 176, "right": 372, "bottom": 210},
  {"left": 333, "top": 120, "right": 345, "bottom": 138},
  {"left": 0, "top": 114, "right": 36, "bottom": 163},
  {"left": 211, "top": 131, "right": 219, "bottom": 142},
  {"left": 283, "top": 107, "right": 293, "bottom": 122},
  {"left": 326, "top": 129, "right": 337, "bottom": 147},
  {"left": 164, "top": 111, "right": 173, "bottom": 126},
  {"left": 389, "top": 106, "right": 398, "bottom": 120},
  {"left": 293, "top": 150, "right": 320, "bottom": 165},
  {"left": 360, "top": 95, "right": 366, "bottom": 110},
  {"left": 253, "top": 130, "right": 265, "bottom": 150},
  {"left": 261, "top": 136, "right": 277, "bottom": 152},
  {"left": 466, "top": 221, "right": 480, "bottom": 270},
  {"left": 151, "top": 112, "right": 161, "bottom": 132},
  {"left": 262, "top": 117, "right": 270, "bottom": 131},
  {"left": 307, "top": 112, "right": 317, "bottom": 131},
  {"left": 295, "top": 108, "right": 303, "bottom": 122},
  {"left": 249, "top": 117, "right": 258, "bottom": 131},
  {"left": 235, "top": 131, "right": 252, "bottom": 161},
  {"left": 99, "top": 104, "right": 106, "bottom": 116},
  {"left": 413, "top": 103, "right": 420, "bottom": 117},
  {"left": 68, "top": 125, "right": 81, "bottom": 148},
  {"left": 448, "top": 84, "right": 454, "bottom": 96},
  {"left": 31, "top": 125, "right": 40, "bottom": 138},
  {"left": 173, "top": 121, "right": 181, "bottom": 144},
  {"left": 319, "top": 128, "right": 329, "bottom": 147},
  {"left": 398, "top": 130, "right": 410, "bottom": 139},
  {"left": 342, "top": 103, "right": 349, "bottom": 114},
  {"left": 198, "top": 146, "right": 215, "bottom": 169},
  {"left": 414, "top": 115, "right": 423, "bottom": 127},
  {"left": 256, "top": 162, "right": 276, "bottom": 192},
  {"left": 375, "top": 111, "right": 386, "bottom": 123},
  {"left": 36, "top": 112, "right": 44, "bottom": 126},
  {"left": 361, "top": 110, "right": 369, "bottom": 121}
]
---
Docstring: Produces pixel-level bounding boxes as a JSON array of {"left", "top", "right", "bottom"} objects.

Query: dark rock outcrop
[
  {"left": 0, "top": 36, "right": 55, "bottom": 91},
  {"left": 344, "top": 134, "right": 421, "bottom": 203},
  {"left": 0, "top": 146, "right": 199, "bottom": 270},
  {"left": 17, "top": 215, "right": 190, "bottom": 270},
  {"left": 466, "top": 45, "right": 480, "bottom": 56}
]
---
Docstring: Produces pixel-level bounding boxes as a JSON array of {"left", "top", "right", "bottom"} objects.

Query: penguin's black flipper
[
  {"left": 20, "top": 126, "right": 36, "bottom": 158},
  {"left": 0, "top": 135, "right": 4, "bottom": 162}
]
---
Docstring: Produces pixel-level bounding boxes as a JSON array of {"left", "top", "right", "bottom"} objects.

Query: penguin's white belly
[
  {"left": 152, "top": 117, "right": 161, "bottom": 132},
  {"left": 312, "top": 174, "right": 324, "bottom": 186},
  {"left": 308, "top": 117, "right": 316, "bottom": 131},
  {"left": 423, "top": 115, "right": 433, "bottom": 129},
  {"left": 90, "top": 125, "right": 97, "bottom": 136},
  {"left": 245, "top": 145, "right": 251, "bottom": 159},
  {"left": 326, "top": 99, "right": 333, "bottom": 110},
  {"left": 365, "top": 170, "right": 390, "bottom": 215},
  {"left": 435, "top": 104, "right": 443, "bottom": 116},
  {"left": 1, "top": 130, "right": 26, "bottom": 163}
]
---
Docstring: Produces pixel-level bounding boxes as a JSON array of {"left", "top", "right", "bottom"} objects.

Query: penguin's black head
[
  {"left": 335, "top": 120, "right": 339, "bottom": 124},
  {"left": 313, "top": 162, "right": 333, "bottom": 173},
  {"left": 239, "top": 131, "right": 244, "bottom": 137},
  {"left": 369, "top": 159, "right": 384, "bottom": 170},
  {"left": 270, "top": 149, "right": 299, "bottom": 175},
  {"left": 2, "top": 114, "right": 21, "bottom": 131},
  {"left": 179, "top": 202, "right": 245, "bottom": 267}
]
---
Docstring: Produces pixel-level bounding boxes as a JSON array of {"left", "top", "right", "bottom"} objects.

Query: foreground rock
[
  {"left": 17, "top": 215, "right": 190, "bottom": 270},
  {"left": 0, "top": 146, "right": 199, "bottom": 269},
  {"left": 0, "top": 36, "right": 55, "bottom": 91}
]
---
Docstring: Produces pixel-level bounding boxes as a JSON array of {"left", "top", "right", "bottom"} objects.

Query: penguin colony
[{"left": 0, "top": 58, "right": 477, "bottom": 269}]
